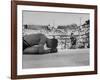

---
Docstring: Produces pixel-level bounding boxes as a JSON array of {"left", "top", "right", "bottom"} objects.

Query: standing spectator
[{"left": 70, "top": 33, "right": 77, "bottom": 49}]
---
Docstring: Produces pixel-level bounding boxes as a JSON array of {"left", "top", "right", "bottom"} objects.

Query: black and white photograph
[
  {"left": 11, "top": 1, "right": 97, "bottom": 79},
  {"left": 22, "top": 11, "right": 90, "bottom": 69}
]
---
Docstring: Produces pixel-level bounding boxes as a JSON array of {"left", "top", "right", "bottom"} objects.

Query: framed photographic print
[{"left": 11, "top": 0, "right": 97, "bottom": 79}]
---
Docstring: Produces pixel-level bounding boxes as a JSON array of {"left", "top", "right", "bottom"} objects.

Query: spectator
[{"left": 70, "top": 33, "right": 77, "bottom": 49}]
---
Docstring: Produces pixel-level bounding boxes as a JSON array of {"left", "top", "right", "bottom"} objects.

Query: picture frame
[{"left": 11, "top": 0, "right": 97, "bottom": 79}]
